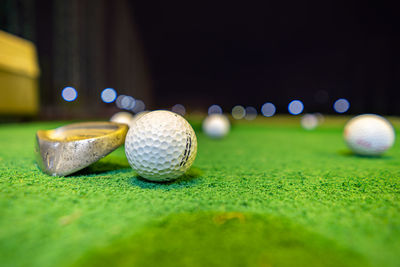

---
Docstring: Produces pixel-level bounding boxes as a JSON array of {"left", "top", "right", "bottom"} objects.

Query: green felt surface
[{"left": 0, "top": 116, "right": 399, "bottom": 267}]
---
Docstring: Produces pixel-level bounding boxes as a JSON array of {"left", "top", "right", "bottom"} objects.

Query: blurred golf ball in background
[
  {"left": 125, "top": 110, "right": 197, "bottom": 182},
  {"left": 131, "top": 111, "right": 149, "bottom": 125},
  {"left": 110, "top": 112, "right": 134, "bottom": 126},
  {"left": 344, "top": 114, "right": 395, "bottom": 156},
  {"left": 202, "top": 114, "right": 230, "bottom": 138},
  {"left": 301, "top": 114, "right": 319, "bottom": 130}
]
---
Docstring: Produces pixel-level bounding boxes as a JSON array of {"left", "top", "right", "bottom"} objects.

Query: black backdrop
[{"left": 1, "top": 0, "right": 400, "bottom": 117}]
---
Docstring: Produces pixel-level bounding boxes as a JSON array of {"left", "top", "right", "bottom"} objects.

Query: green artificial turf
[
  {"left": 74, "top": 212, "right": 367, "bottom": 267},
  {"left": 0, "top": 116, "right": 400, "bottom": 267}
]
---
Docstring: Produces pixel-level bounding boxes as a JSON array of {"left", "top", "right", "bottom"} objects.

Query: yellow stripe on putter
[{"left": 35, "top": 122, "right": 128, "bottom": 176}]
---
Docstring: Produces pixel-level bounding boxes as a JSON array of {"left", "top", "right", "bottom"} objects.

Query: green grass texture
[{"left": 0, "top": 116, "right": 400, "bottom": 267}]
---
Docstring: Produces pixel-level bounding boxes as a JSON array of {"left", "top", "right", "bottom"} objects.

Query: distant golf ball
[
  {"left": 202, "top": 114, "right": 230, "bottom": 138},
  {"left": 125, "top": 110, "right": 197, "bottom": 182},
  {"left": 301, "top": 114, "right": 318, "bottom": 130},
  {"left": 344, "top": 114, "right": 395, "bottom": 156},
  {"left": 110, "top": 112, "right": 134, "bottom": 126},
  {"left": 131, "top": 111, "right": 149, "bottom": 125}
]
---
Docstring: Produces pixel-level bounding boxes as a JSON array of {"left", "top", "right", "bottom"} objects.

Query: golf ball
[
  {"left": 110, "top": 112, "right": 134, "bottom": 126},
  {"left": 125, "top": 110, "right": 197, "bottom": 182},
  {"left": 202, "top": 114, "right": 230, "bottom": 138},
  {"left": 301, "top": 114, "right": 319, "bottom": 130},
  {"left": 131, "top": 111, "right": 149, "bottom": 125},
  {"left": 344, "top": 114, "right": 395, "bottom": 156}
]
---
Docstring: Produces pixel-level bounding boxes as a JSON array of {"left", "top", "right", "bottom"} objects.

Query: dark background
[{"left": 1, "top": 0, "right": 400, "bottom": 117}]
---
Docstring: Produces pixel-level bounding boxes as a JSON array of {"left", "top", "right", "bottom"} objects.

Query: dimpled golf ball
[
  {"left": 125, "top": 110, "right": 197, "bottom": 182},
  {"left": 202, "top": 114, "right": 230, "bottom": 138},
  {"left": 344, "top": 114, "right": 395, "bottom": 156},
  {"left": 110, "top": 112, "right": 134, "bottom": 126}
]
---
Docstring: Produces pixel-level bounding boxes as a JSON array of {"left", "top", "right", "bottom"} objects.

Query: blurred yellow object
[{"left": 0, "top": 30, "right": 40, "bottom": 116}]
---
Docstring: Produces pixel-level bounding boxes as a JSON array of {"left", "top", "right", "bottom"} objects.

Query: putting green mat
[{"left": 0, "top": 116, "right": 399, "bottom": 267}]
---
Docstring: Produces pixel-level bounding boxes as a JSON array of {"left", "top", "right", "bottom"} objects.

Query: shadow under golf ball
[
  {"left": 130, "top": 167, "right": 203, "bottom": 189},
  {"left": 338, "top": 150, "right": 393, "bottom": 159}
]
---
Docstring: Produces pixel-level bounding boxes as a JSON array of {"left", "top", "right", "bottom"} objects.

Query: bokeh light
[
  {"left": 301, "top": 114, "right": 318, "bottom": 130},
  {"left": 132, "top": 99, "right": 145, "bottom": 113},
  {"left": 261, "top": 102, "right": 276, "bottom": 117},
  {"left": 101, "top": 88, "right": 117, "bottom": 103},
  {"left": 116, "top": 95, "right": 135, "bottom": 110},
  {"left": 208, "top": 104, "right": 223, "bottom": 115},
  {"left": 116, "top": 95, "right": 125, "bottom": 109},
  {"left": 61, "top": 87, "right": 77, "bottom": 102},
  {"left": 171, "top": 104, "right": 186, "bottom": 116},
  {"left": 288, "top": 100, "right": 304, "bottom": 115},
  {"left": 231, "top": 105, "right": 245, "bottom": 119},
  {"left": 245, "top": 106, "right": 257, "bottom": 120},
  {"left": 333, "top": 98, "right": 350, "bottom": 113}
]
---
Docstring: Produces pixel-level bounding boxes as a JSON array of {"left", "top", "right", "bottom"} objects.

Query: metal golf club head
[{"left": 35, "top": 122, "right": 128, "bottom": 176}]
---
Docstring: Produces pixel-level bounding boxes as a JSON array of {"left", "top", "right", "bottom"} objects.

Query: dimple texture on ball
[
  {"left": 344, "top": 114, "right": 395, "bottom": 156},
  {"left": 125, "top": 110, "right": 197, "bottom": 181}
]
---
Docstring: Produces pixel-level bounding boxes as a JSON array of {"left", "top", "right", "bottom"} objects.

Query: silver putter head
[{"left": 35, "top": 122, "right": 128, "bottom": 176}]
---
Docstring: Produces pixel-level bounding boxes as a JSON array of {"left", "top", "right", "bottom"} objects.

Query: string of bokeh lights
[
  {"left": 61, "top": 86, "right": 146, "bottom": 114},
  {"left": 61, "top": 86, "right": 351, "bottom": 117}
]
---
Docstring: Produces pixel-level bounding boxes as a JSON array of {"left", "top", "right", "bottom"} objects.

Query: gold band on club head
[{"left": 35, "top": 122, "right": 128, "bottom": 176}]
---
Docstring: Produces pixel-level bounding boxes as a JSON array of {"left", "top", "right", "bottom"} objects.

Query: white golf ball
[
  {"left": 110, "top": 112, "right": 134, "bottom": 126},
  {"left": 202, "top": 114, "right": 230, "bottom": 138},
  {"left": 125, "top": 110, "right": 197, "bottom": 182},
  {"left": 344, "top": 114, "right": 395, "bottom": 156},
  {"left": 301, "top": 114, "right": 319, "bottom": 130}
]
